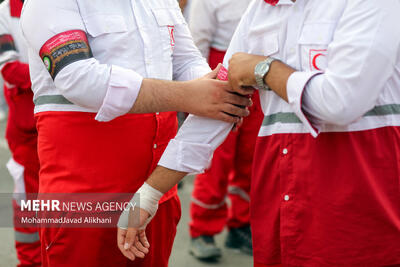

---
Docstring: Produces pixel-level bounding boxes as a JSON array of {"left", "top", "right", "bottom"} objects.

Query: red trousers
[
  {"left": 39, "top": 195, "right": 181, "bottom": 267},
  {"left": 36, "top": 111, "right": 180, "bottom": 267},
  {"left": 4, "top": 81, "right": 41, "bottom": 267},
  {"left": 189, "top": 92, "right": 263, "bottom": 238}
]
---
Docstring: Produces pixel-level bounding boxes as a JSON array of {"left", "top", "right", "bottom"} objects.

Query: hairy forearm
[
  {"left": 128, "top": 79, "right": 188, "bottom": 114},
  {"left": 146, "top": 166, "right": 187, "bottom": 193}
]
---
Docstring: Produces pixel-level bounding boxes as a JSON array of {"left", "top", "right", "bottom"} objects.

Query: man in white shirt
[
  {"left": 119, "top": 0, "right": 400, "bottom": 266},
  {"left": 0, "top": 0, "right": 41, "bottom": 266},
  {"left": 20, "top": 0, "right": 251, "bottom": 266}
]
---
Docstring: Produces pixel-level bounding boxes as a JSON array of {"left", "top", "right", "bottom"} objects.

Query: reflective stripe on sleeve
[
  {"left": 14, "top": 231, "right": 40, "bottom": 244},
  {"left": 34, "top": 95, "right": 73, "bottom": 106},
  {"left": 262, "top": 104, "right": 400, "bottom": 127},
  {"left": 191, "top": 197, "right": 226, "bottom": 210},
  {"left": 228, "top": 186, "right": 250, "bottom": 202}
]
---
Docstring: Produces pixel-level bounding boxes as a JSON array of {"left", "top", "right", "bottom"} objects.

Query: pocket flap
[
  {"left": 83, "top": 14, "right": 128, "bottom": 37},
  {"left": 298, "top": 23, "right": 335, "bottom": 45},
  {"left": 151, "top": 8, "right": 184, "bottom": 26}
]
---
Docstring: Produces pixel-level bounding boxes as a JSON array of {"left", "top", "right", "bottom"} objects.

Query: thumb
[{"left": 204, "top": 63, "right": 222, "bottom": 79}]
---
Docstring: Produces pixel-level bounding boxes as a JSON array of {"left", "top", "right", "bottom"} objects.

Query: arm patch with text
[
  {"left": 39, "top": 30, "right": 93, "bottom": 80},
  {"left": 0, "top": 34, "right": 16, "bottom": 53}
]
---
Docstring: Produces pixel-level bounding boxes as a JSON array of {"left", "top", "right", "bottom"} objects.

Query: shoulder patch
[
  {"left": 39, "top": 30, "right": 93, "bottom": 80},
  {"left": 0, "top": 34, "right": 16, "bottom": 53}
]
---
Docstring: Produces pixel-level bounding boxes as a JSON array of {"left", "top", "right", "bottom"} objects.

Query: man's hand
[
  {"left": 117, "top": 208, "right": 151, "bottom": 261},
  {"left": 183, "top": 65, "right": 253, "bottom": 123},
  {"left": 228, "top": 52, "right": 267, "bottom": 94}
]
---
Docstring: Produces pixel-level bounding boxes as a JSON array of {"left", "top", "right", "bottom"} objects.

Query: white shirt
[
  {"left": 159, "top": 0, "right": 400, "bottom": 173},
  {"left": 21, "top": 0, "right": 209, "bottom": 121},
  {"left": 189, "top": 0, "right": 252, "bottom": 59},
  {"left": 0, "top": 0, "right": 28, "bottom": 66}
]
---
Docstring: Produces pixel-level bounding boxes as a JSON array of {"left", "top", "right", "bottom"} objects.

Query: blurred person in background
[
  {"left": 0, "top": 0, "right": 41, "bottom": 266},
  {"left": 119, "top": 0, "right": 400, "bottom": 266},
  {"left": 21, "top": 0, "right": 251, "bottom": 266},
  {"left": 187, "top": 0, "right": 263, "bottom": 261}
]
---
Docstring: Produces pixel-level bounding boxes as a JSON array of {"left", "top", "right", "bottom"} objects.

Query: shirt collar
[
  {"left": 264, "top": 0, "right": 294, "bottom": 6},
  {"left": 10, "top": 0, "right": 24, "bottom": 18}
]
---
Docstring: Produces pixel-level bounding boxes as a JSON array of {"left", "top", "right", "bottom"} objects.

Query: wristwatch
[{"left": 254, "top": 57, "right": 276, "bottom": 90}]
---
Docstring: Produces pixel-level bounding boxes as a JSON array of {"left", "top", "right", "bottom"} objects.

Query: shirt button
[
  {"left": 284, "top": 195, "right": 290, "bottom": 201},
  {"left": 153, "top": 144, "right": 157, "bottom": 149},
  {"left": 282, "top": 148, "right": 288, "bottom": 155},
  {"left": 155, "top": 112, "right": 159, "bottom": 115}
]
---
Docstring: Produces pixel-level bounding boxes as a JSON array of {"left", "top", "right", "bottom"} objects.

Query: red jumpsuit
[
  {"left": 36, "top": 111, "right": 180, "bottom": 267},
  {"left": 1, "top": 0, "right": 41, "bottom": 266},
  {"left": 189, "top": 48, "right": 264, "bottom": 238}
]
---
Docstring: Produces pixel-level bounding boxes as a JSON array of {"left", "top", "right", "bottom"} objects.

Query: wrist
[
  {"left": 255, "top": 57, "right": 277, "bottom": 90},
  {"left": 176, "top": 80, "right": 195, "bottom": 113},
  {"left": 137, "top": 182, "right": 163, "bottom": 214},
  {"left": 117, "top": 182, "right": 163, "bottom": 229}
]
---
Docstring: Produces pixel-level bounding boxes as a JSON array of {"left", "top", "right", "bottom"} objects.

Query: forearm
[
  {"left": 146, "top": 166, "right": 187, "bottom": 194},
  {"left": 264, "top": 60, "right": 296, "bottom": 102},
  {"left": 128, "top": 79, "right": 189, "bottom": 114}
]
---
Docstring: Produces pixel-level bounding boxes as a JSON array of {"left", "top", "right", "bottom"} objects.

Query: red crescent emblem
[
  {"left": 264, "top": 0, "right": 279, "bottom": 5},
  {"left": 312, "top": 53, "right": 325, "bottom": 71}
]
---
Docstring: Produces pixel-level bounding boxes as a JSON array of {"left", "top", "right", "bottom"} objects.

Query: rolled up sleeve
[
  {"left": 158, "top": 115, "right": 232, "bottom": 173},
  {"left": 286, "top": 71, "right": 323, "bottom": 137},
  {"left": 95, "top": 65, "right": 143, "bottom": 122}
]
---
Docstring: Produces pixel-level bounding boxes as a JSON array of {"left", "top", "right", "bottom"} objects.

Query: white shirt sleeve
[
  {"left": 286, "top": 0, "right": 400, "bottom": 137},
  {"left": 188, "top": 0, "right": 217, "bottom": 60},
  {"left": 172, "top": 9, "right": 211, "bottom": 81},
  {"left": 20, "top": 0, "right": 142, "bottom": 122},
  {"left": 0, "top": 3, "right": 18, "bottom": 67},
  {"left": 158, "top": 11, "right": 251, "bottom": 173}
]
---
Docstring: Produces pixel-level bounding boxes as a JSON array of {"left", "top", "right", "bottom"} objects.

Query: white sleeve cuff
[
  {"left": 95, "top": 65, "right": 143, "bottom": 122},
  {"left": 158, "top": 139, "right": 213, "bottom": 173},
  {"left": 179, "top": 64, "right": 211, "bottom": 81},
  {"left": 287, "top": 71, "right": 323, "bottom": 137}
]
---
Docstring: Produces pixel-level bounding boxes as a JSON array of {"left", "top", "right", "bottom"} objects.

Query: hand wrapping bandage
[{"left": 117, "top": 183, "right": 163, "bottom": 230}]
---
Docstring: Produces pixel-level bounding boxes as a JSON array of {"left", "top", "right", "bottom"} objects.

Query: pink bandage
[{"left": 217, "top": 66, "right": 228, "bottom": 81}]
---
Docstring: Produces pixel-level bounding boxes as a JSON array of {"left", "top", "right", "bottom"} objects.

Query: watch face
[{"left": 255, "top": 59, "right": 272, "bottom": 90}]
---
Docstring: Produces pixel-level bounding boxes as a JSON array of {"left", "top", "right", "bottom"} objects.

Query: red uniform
[
  {"left": 36, "top": 111, "right": 180, "bottom": 267},
  {"left": 1, "top": 0, "right": 41, "bottom": 266},
  {"left": 189, "top": 49, "right": 264, "bottom": 238}
]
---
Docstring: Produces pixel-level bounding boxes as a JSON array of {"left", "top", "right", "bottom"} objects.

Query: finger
[
  {"left": 221, "top": 104, "right": 250, "bottom": 118},
  {"left": 117, "top": 228, "right": 136, "bottom": 261},
  {"left": 232, "top": 85, "right": 255, "bottom": 96},
  {"left": 225, "top": 93, "right": 252, "bottom": 107},
  {"left": 232, "top": 118, "right": 244, "bottom": 132},
  {"left": 204, "top": 63, "right": 222, "bottom": 79},
  {"left": 129, "top": 238, "right": 146, "bottom": 259},
  {"left": 117, "top": 228, "right": 127, "bottom": 249},
  {"left": 122, "top": 247, "right": 136, "bottom": 261},
  {"left": 216, "top": 112, "right": 241, "bottom": 124},
  {"left": 138, "top": 230, "right": 150, "bottom": 249},
  {"left": 124, "top": 227, "right": 137, "bottom": 251},
  {"left": 241, "top": 86, "right": 256, "bottom": 95},
  {"left": 134, "top": 232, "right": 149, "bottom": 254}
]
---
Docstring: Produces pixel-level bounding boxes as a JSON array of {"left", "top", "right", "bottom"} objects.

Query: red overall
[
  {"left": 2, "top": 59, "right": 41, "bottom": 265},
  {"left": 251, "top": 127, "right": 400, "bottom": 266},
  {"left": 189, "top": 47, "right": 264, "bottom": 238},
  {"left": 36, "top": 111, "right": 180, "bottom": 267}
]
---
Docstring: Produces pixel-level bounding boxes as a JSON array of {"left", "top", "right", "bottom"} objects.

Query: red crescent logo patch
[
  {"left": 168, "top": 26, "right": 175, "bottom": 49},
  {"left": 309, "top": 49, "right": 327, "bottom": 71}
]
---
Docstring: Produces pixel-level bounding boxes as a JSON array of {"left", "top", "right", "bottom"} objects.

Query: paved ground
[{"left": 0, "top": 120, "right": 252, "bottom": 267}]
